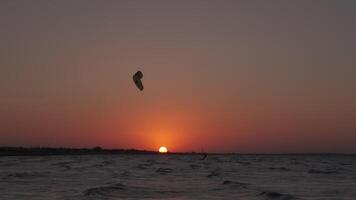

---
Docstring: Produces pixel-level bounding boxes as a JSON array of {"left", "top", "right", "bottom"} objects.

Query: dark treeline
[{"left": 0, "top": 147, "right": 158, "bottom": 156}]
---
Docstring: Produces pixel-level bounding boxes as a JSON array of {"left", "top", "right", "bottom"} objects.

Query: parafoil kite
[{"left": 133, "top": 70, "right": 144, "bottom": 91}]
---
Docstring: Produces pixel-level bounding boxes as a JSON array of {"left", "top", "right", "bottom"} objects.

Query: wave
[
  {"left": 207, "top": 168, "right": 221, "bottom": 178},
  {"left": 0, "top": 162, "right": 19, "bottom": 167},
  {"left": 190, "top": 164, "right": 201, "bottom": 169},
  {"left": 290, "top": 160, "right": 309, "bottom": 167},
  {"left": 52, "top": 161, "right": 73, "bottom": 170},
  {"left": 339, "top": 162, "right": 353, "bottom": 166},
  {"left": 91, "top": 160, "right": 115, "bottom": 168},
  {"left": 119, "top": 170, "right": 132, "bottom": 177},
  {"left": 308, "top": 169, "right": 338, "bottom": 174},
  {"left": 222, "top": 180, "right": 249, "bottom": 189},
  {"left": 102, "top": 160, "right": 115, "bottom": 165},
  {"left": 257, "top": 191, "right": 299, "bottom": 200},
  {"left": 156, "top": 168, "right": 173, "bottom": 174},
  {"left": 83, "top": 183, "right": 180, "bottom": 199},
  {"left": 137, "top": 163, "right": 152, "bottom": 169},
  {"left": 83, "top": 183, "right": 127, "bottom": 197},
  {"left": 236, "top": 161, "right": 251, "bottom": 165},
  {"left": 269, "top": 167, "right": 292, "bottom": 171},
  {"left": 4, "top": 171, "right": 47, "bottom": 179}
]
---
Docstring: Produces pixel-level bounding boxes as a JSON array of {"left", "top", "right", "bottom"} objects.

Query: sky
[{"left": 1, "top": 0, "right": 356, "bottom": 153}]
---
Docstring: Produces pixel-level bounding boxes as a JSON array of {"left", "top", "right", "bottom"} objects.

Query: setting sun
[{"left": 159, "top": 146, "right": 168, "bottom": 153}]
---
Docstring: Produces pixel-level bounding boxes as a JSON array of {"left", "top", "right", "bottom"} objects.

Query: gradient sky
[{"left": 1, "top": 0, "right": 356, "bottom": 153}]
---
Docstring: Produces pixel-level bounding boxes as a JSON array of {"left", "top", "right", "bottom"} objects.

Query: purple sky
[{"left": 1, "top": 0, "right": 356, "bottom": 153}]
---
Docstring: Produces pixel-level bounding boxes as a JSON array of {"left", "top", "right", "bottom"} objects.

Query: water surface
[{"left": 1, "top": 155, "right": 355, "bottom": 199}]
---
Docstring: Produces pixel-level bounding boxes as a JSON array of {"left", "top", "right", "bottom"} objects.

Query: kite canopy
[{"left": 133, "top": 70, "right": 144, "bottom": 91}]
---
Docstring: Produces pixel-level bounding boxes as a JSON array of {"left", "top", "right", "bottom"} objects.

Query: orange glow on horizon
[{"left": 119, "top": 107, "right": 205, "bottom": 152}]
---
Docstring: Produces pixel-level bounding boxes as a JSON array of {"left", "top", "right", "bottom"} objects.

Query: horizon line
[{"left": 1, "top": 146, "right": 356, "bottom": 155}]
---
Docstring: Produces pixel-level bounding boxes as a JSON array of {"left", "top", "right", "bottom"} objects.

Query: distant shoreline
[
  {"left": 0, "top": 147, "right": 355, "bottom": 156},
  {"left": 0, "top": 147, "right": 159, "bottom": 156}
]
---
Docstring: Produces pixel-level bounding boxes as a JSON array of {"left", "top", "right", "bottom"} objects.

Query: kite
[{"left": 133, "top": 70, "right": 144, "bottom": 91}]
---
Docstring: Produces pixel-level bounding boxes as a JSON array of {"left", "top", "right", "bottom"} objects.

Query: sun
[{"left": 159, "top": 146, "right": 168, "bottom": 153}]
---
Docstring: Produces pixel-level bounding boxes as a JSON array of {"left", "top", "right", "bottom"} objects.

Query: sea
[{"left": 0, "top": 154, "right": 355, "bottom": 200}]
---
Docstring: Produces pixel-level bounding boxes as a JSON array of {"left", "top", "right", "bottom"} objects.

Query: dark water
[{"left": 0, "top": 155, "right": 355, "bottom": 199}]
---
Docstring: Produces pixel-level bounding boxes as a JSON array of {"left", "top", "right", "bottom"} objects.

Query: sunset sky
[{"left": 1, "top": 0, "right": 356, "bottom": 153}]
